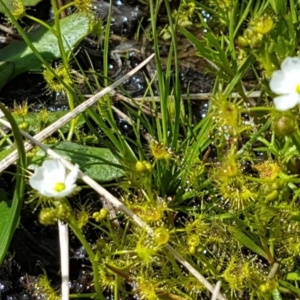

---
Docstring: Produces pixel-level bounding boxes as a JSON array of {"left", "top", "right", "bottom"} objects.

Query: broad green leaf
[
  {"left": 0, "top": 61, "right": 14, "bottom": 90},
  {"left": 23, "top": 0, "right": 42, "bottom": 6},
  {"left": 30, "top": 141, "right": 124, "bottom": 182},
  {"left": 0, "top": 12, "right": 91, "bottom": 83},
  {"left": 0, "top": 188, "right": 10, "bottom": 231},
  {"left": 0, "top": 191, "right": 13, "bottom": 264},
  {"left": 228, "top": 226, "right": 269, "bottom": 261}
]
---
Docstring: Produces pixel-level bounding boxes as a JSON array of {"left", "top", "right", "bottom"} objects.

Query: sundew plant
[{"left": 1, "top": 0, "right": 300, "bottom": 299}]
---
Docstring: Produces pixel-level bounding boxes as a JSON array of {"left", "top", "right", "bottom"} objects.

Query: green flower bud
[
  {"left": 56, "top": 203, "right": 71, "bottom": 221},
  {"left": 237, "top": 36, "right": 249, "bottom": 47},
  {"left": 265, "top": 190, "right": 279, "bottom": 202},
  {"left": 19, "top": 122, "right": 29, "bottom": 131},
  {"left": 135, "top": 161, "right": 146, "bottom": 172},
  {"left": 39, "top": 208, "right": 57, "bottom": 226},
  {"left": 93, "top": 208, "right": 109, "bottom": 222},
  {"left": 273, "top": 112, "right": 297, "bottom": 136}
]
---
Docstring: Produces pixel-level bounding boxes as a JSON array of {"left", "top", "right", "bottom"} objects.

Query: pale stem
[{"left": 58, "top": 220, "right": 69, "bottom": 300}]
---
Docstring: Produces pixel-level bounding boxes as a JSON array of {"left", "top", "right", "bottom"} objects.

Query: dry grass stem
[
  {"left": 211, "top": 281, "right": 222, "bottom": 300},
  {"left": 58, "top": 221, "right": 69, "bottom": 300}
]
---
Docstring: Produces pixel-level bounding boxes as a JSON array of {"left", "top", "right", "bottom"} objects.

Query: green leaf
[
  {"left": 0, "top": 61, "right": 14, "bottom": 90},
  {"left": 269, "top": 0, "right": 286, "bottom": 15},
  {"left": 0, "top": 103, "right": 27, "bottom": 265},
  {"left": 179, "top": 28, "right": 222, "bottom": 70},
  {"left": 23, "top": 0, "right": 42, "bottom": 6},
  {"left": 180, "top": 28, "right": 235, "bottom": 82},
  {"left": 0, "top": 12, "right": 91, "bottom": 81},
  {"left": 286, "top": 271, "right": 300, "bottom": 281},
  {"left": 30, "top": 141, "right": 124, "bottom": 182},
  {"left": 0, "top": 189, "right": 11, "bottom": 234},
  {"left": 279, "top": 280, "right": 300, "bottom": 296},
  {"left": 228, "top": 226, "right": 269, "bottom": 261},
  {"left": 224, "top": 55, "right": 255, "bottom": 97}
]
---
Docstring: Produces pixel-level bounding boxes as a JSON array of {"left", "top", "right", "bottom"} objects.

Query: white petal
[
  {"left": 270, "top": 70, "right": 298, "bottom": 94},
  {"left": 281, "top": 57, "right": 300, "bottom": 74},
  {"left": 40, "top": 187, "right": 56, "bottom": 197},
  {"left": 273, "top": 93, "right": 300, "bottom": 111},
  {"left": 65, "top": 164, "right": 79, "bottom": 187},
  {"left": 29, "top": 167, "right": 46, "bottom": 191},
  {"left": 45, "top": 159, "right": 66, "bottom": 182}
]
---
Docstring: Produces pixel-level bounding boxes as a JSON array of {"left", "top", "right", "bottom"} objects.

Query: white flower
[
  {"left": 270, "top": 56, "right": 300, "bottom": 111},
  {"left": 29, "top": 159, "right": 79, "bottom": 198}
]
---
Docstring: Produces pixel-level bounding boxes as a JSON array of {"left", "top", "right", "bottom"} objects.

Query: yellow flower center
[
  {"left": 53, "top": 182, "right": 66, "bottom": 192},
  {"left": 296, "top": 83, "right": 300, "bottom": 94}
]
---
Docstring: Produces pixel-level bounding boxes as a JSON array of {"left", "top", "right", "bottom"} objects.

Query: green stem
[
  {"left": 243, "top": 174, "right": 300, "bottom": 184},
  {"left": 163, "top": 249, "right": 185, "bottom": 280},
  {"left": 114, "top": 278, "right": 119, "bottom": 300},
  {"left": 68, "top": 214, "right": 105, "bottom": 300},
  {"left": 149, "top": 0, "right": 167, "bottom": 144},
  {"left": 25, "top": 14, "right": 57, "bottom": 35},
  {"left": 164, "top": 0, "right": 181, "bottom": 150},
  {"left": 51, "top": 0, "right": 76, "bottom": 139},
  {"left": 236, "top": 119, "right": 271, "bottom": 159},
  {"left": 291, "top": 132, "right": 300, "bottom": 153},
  {"left": 260, "top": 47, "right": 274, "bottom": 78},
  {"left": 56, "top": 2, "right": 75, "bottom": 15},
  {"left": 66, "top": 90, "right": 77, "bottom": 141},
  {"left": 239, "top": 107, "right": 274, "bottom": 113},
  {"left": 70, "top": 293, "right": 97, "bottom": 298},
  {"left": 51, "top": 0, "right": 68, "bottom": 64},
  {"left": 103, "top": 0, "right": 112, "bottom": 87}
]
